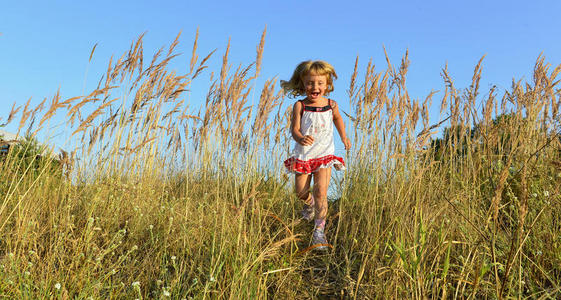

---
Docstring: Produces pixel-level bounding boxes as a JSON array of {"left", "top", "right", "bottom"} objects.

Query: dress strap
[{"left": 299, "top": 99, "right": 334, "bottom": 114}]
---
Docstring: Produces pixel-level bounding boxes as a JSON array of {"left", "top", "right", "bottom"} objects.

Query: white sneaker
[
  {"left": 312, "top": 228, "right": 329, "bottom": 251},
  {"left": 301, "top": 203, "right": 315, "bottom": 221},
  {"left": 301, "top": 195, "right": 315, "bottom": 222}
]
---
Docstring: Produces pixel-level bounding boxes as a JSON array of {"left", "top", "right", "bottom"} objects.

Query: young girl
[{"left": 281, "top": 60, "right": 351, "bottom": 250}]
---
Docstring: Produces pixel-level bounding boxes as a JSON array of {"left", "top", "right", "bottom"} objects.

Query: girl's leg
[
  {"left": 295, "top": 173, "right": 312, "bottom": 205},
  {"left": 312, "top": 167, "right": 331, "bottom": 229}
]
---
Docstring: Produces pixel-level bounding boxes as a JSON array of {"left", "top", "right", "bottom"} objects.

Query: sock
[
  {"left": 314, "top": 218, "right": 325, "bottom": 230},
  {"left": 305, "top": 194, "right": 314, "bottom": 206}
]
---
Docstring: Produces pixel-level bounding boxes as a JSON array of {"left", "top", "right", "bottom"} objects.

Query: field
[{"left": 1, "top": 31, "right": 560, "bottom": 299}]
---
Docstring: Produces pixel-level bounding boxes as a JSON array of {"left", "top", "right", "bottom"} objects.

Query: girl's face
[{"left": 302, "top": 74, "right": 328, "bottom": 101}]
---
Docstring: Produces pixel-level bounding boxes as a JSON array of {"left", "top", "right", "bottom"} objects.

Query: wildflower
[
  {"left": 544, "top": 191, "right": 550, "bottom": 197},
  {"left": 532, "top": 193, "right": 538, "bottom": 198},
  {"left": 132, "top": 281, "right": 140, "bottom": 287},
  {"left": 163, "top": 288, "right": 171, "bottom": 297},
  {"left": 55, "top": 283, "right": 61, "bottom": 290},
  {"left": 171, "top": 256, "right": 176, "bottom": 261},
  {"left": 149, "top": 225, "right": 154, "bottom": 230},
  {"left": 210, "top": 275, "right": 216, "bottom": 282}
]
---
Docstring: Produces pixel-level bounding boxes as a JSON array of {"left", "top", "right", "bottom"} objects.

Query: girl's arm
[
  {"left": 291, "top": 101, "right": 314, "bottom": 146},
  {"left": 332, "top": 100, "right": 351, "bottom": 150}
]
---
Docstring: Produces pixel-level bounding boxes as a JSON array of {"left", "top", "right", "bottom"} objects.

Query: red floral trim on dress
[{"left": 284, "top": 155, "right": 345, "bottom": 174}]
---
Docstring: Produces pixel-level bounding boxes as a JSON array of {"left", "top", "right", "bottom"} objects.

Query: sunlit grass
[{"left": 1, "top": 30, "right": 560, "bottom": 299}]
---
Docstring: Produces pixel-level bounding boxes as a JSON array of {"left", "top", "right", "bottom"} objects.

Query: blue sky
[{"left": 1, "top": 0, "right": 560, "bottom": 148}]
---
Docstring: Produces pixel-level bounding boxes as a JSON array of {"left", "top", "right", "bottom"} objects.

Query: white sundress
[{"left": 284, "top": 99, "right": 345, "bottom": 174}]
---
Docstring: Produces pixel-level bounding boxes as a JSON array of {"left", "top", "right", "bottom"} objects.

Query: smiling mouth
[{"left": 311, "top": 92, "right": 320, "bottom": 97}]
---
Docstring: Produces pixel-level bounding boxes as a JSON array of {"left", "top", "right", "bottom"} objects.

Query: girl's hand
[
  {"left": 298, "top": 135, "right": 314, "bottom": 146},
  {"left": 342, "top": 137, "right": 352, "bottom": 150}
]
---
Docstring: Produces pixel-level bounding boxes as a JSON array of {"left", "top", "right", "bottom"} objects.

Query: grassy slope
[{"left": 1, "top": 32, "right": 560, "bottom": 299}]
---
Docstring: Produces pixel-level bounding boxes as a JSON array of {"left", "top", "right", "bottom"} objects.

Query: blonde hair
[{"left": 281, "top": 60, "right": 338, "bottom": 98}]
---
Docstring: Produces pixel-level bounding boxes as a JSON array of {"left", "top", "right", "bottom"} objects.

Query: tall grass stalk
[{"left": 0, "top": 31, "right": 560, "bottom": 299}]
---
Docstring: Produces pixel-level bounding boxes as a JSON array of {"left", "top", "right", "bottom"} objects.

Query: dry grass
[{"left": 0, "top": 30, "right": 560, "bottom": 299}]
